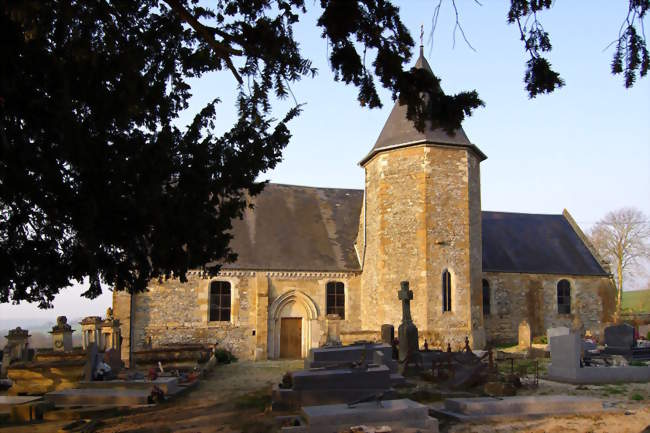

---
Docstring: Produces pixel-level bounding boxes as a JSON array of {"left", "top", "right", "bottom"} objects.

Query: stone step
[
  {"left": 444, "top": 396, "right": 603, "bottom": 416},
  {"left": 45, "top": 388, "right": 151, "bottom": 407}
]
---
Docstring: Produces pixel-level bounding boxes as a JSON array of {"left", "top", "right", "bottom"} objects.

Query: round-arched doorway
[{"left": 268, "top": 290, "right": 319, "bottom": 359}]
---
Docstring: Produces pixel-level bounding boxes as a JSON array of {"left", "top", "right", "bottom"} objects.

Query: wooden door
[{"left": 280, "top": 317, "right": 302, "bottom": 358}]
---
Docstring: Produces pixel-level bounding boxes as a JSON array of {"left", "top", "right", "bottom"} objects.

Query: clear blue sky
[{"left": 2, "top": 0, "right": 648, "bottom": 323}]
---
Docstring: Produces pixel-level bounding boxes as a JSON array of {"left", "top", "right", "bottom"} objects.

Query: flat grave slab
[
  {"left": 0, "top": 395, "right": 42, "bottom": 408},
  {"left": 305, "top": 344, "right": 392, "bottom": 369},
  {"left": 77, "top": 376, "right": 179, "bottom": 394},
  {"left": 45, "top": 388, "right": 151, "bottom": 406},
  {"left": 287, "top": 399, "right": 438, "bottom": 433},
  {"left": 433, "top": 396, "right": 614, "bottom": 422},
  {"left": 293, "top": 365, "right": 390, "bottom": 391}
]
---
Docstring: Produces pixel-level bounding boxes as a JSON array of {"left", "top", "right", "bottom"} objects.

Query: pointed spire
[{"left": 359, "top": 42, "right": 485, "bottom": 166}]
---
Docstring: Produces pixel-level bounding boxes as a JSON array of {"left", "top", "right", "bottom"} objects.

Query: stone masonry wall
[
  {"left": 113, "top": 270, "right": 362, "bottom": 361},
  {"left": 128, "top": 271, "right": 256, "bottom": 360},
  {"left": 483, "top": 272, "right": 617, "bottom": 344},
  {"left": 359, "top": 144, "right": 484, "bottom": 349}
]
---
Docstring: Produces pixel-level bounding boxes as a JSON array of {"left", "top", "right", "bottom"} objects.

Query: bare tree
[{"left": 589, "top": 207, "right": 650, "bottom": 318}]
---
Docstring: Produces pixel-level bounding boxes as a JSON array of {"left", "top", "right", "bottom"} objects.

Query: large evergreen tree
[
  {"left": 1, "top": 1, "right": 647, "bottom": 306},
  {"left": 0, "top": 0, "right": 482, "bottom": 306}
]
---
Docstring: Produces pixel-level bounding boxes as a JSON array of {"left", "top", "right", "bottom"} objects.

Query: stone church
[{"left": 113, "top": 48, "right": 616, "bottom": 362}]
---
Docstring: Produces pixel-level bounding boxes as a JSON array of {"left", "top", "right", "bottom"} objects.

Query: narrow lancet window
[{"left": 442, "top": 270, "right": 452, "bottom": 312}]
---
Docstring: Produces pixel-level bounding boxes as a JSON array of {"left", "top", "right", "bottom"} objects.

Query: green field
[{"left": 622, "top": 289, "right": 650, "bottom": 313}]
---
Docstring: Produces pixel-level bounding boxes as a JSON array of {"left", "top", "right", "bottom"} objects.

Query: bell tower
[{"left": 356, "top": 45, "right": 487, "bottom": 349}]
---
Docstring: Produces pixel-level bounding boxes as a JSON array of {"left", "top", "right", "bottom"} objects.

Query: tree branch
[{"left": 163, "top": 0, "right": 243, "bottom": 84}]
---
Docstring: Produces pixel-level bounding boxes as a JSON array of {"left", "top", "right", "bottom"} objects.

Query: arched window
[
  {"left": 326, "top": 281, "right": 345, "bottom": 319},
  {"left": 442, "top": 270, "right": 452, "bottom": 312},
  {"left": 482, "top": 279, "right": 491, "bottom": 316},
  {"left": 209, "top": 281, "right": 231, "bottom": 321},
  {"left": 557, "top": 279, "right": 571, "bottom": 314}
]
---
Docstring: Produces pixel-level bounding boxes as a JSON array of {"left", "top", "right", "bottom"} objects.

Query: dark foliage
[
  {"left": 507, "top": 0, "right": 648, "bottom": 97},
  {"left": 0, "top": 0, "right": 481, "bottom": 306}
]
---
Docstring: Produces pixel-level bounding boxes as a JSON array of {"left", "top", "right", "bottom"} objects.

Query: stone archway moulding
[
  {"left": 268, "top": 289, "right": 319, "bottom": 359},
  {"left": 269, "top": 289, "right": 319, "bottom": 320}
]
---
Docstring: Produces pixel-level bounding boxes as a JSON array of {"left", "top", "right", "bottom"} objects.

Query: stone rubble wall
[
  {"left": 482, "top": 271, "right": 616, "bottom": 344},
  {"left": 359, "top": 145, "right": 484, "bottom": 349},
  {"left": 112, "top": 271, "right": 362, "bottom": 361}
]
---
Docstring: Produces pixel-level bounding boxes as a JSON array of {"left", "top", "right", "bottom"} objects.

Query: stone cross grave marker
[
  {"left": 398, "top": 282, "right": 414, "bottom": 324},
  {"left": 397, "top": 281, "right": 419, "bottom": 368}
]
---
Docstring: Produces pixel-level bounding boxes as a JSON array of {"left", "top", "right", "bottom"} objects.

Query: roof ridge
[
  {"left": 265, "top": 182, "right": 363, "bottom": 192},
  {"left": 482, "top": 210, "right": 563, "bottom": 217}
]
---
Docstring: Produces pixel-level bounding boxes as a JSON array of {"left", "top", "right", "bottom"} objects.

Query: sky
[{"left": 1, "top": 0, "right": 648, "bottom": 325}]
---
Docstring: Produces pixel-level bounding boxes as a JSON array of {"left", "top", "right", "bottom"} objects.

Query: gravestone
[
  {"left": 639, "top": 324, "right": 650, "bottom": 339},
  {"left": 547, "top": 332, "right": 581, "bottom": 378},
  {"left": 84, "top": 343, "right": 100, "bottom": 381},
  {"left": 50, "top": 316, "right": 73, "bottom": 352},
  {"left": 324, "top": 314, "right": 342, "bottom": 346},
  {"left": 103, "top": 348, "right": 123, "bottom": 374},
  {"left": 397, "top": 281, "right": 421, "bottom": 375},
  {"left": 604, "top": 323, "right": 634, "bottom": 350},
  {"left": 5, "top": 327, "right": 30, "bottom": 362},
  {"left": 381, "top": 324, "right": 394, "bottom": 345},
  {"left": 547, "top": 327, "right": 570, "bottom": 355},
  {"left": 518, "top": 320, "right": 531, "bottom": 349},
  {"left": 1, "top": 348, "right": 11, "bottom": 379}
]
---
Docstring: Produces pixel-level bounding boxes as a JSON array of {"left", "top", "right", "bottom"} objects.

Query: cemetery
[{"left": 1, "top": 280, "right": 649, "bottom": 432}]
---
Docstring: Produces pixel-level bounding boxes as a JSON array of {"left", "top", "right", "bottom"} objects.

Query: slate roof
[
  {"left": 221, "top": 184, "right": 363, "bottom": 272},
  {"left": 221, "top": 184, "right": 608, "bottom": 277},
  {"left": 482, "top": 211, "right": 608, "bottom": 276},
  {"left": 359, "top": 47, "right": 486, "bottom": 166}
]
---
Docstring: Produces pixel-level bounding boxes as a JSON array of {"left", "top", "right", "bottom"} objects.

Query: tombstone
[
  {"left": 547, "top": 326, "right": 570, "bottom": 342},
  {"left": 518, "top": 320, "right": 531, "bottom": 349},
  {"left": 604, "top": 323, "right": 635, "bottom": 350},
  {"left": 324, "top": 314, "right": 342, "bottom": 346},
  {"left": 84, "top": 343, "right": 100, "bottom": 381},
  {"left": 397, "top": 281, "right": 420, "bottom": 375},
  {"left": 4, "top": 327, "right": 30, "bottom": 362},
  {"left": 639, "top": 324, "right": 650, "bottom": 339},
  {"left": 100, "top": 310, "right": 121, "bottom": 352},
  {"left": 50, "top": 316, "right": 73, "bottom": 352},
  {"left": 103, "top": 348, "right": 123, "bottom": 376},
  {"left": 381, "top": 324, "right": 394, "bottom": 345},
  {"left": 1, "top": 348, "right": 11, "bottom": 379},
  {"left": 80, "top": 317, "right": 102, "bottom": 350},
  {"left": 548, "top": 332, "right": 582, "bottom": 378},
  {"left": 602, "top": 323, "right": 650, "bottom": 360}
]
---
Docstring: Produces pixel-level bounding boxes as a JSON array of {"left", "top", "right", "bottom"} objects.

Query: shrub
[
  {"left": 214, "top": 348, "right": 237, "bottom": 364},
  {"left": 532, "top": 335, "right": 548, "bottom": 344},
  {"left": 630, "top": 393, "right": 644, "bottom": 401}
]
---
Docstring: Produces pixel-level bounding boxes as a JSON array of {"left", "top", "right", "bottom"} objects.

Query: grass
[
  {"left": 629, "top": 360, "right": 648, "bottom": 367},
  {"left": 602, "top": 385, "right": 627, "bottom": 395},
  {"left": 496, "top": 358, "right": 549, "bottom": 376},
  {"left": 233, "top": 389, "right": 272, "bottom": 412},
  {"left": 494, "top": 342, "right": 518, "bottom": 350},
  {"left": 621, "top": 289, "right": 650, "bottom": 313}
]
